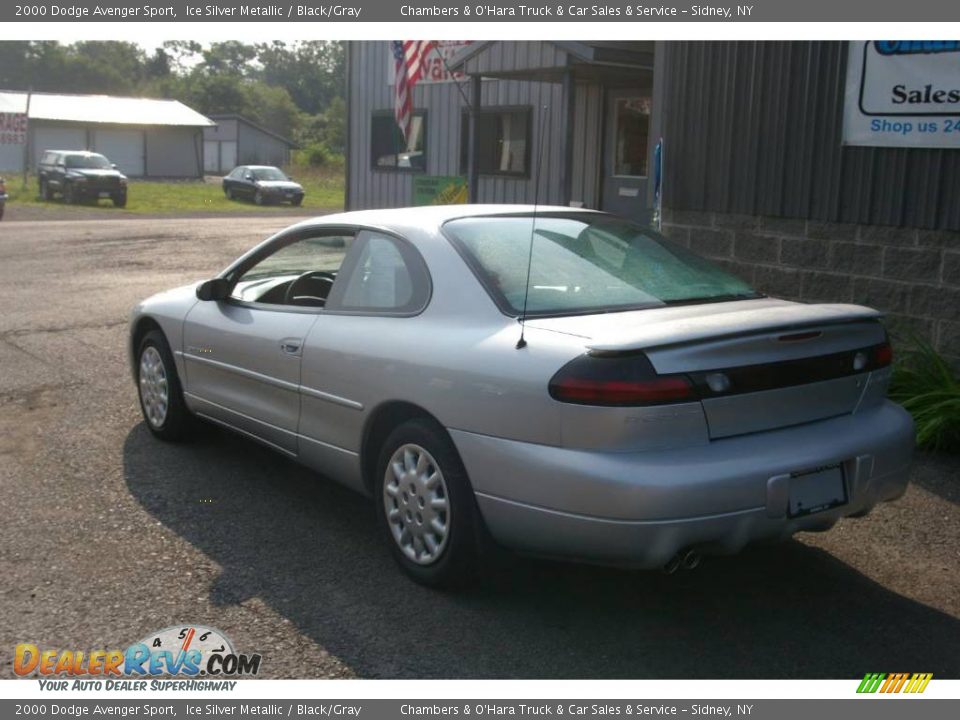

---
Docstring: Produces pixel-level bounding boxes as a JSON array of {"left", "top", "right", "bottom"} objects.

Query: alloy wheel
[{"left": 139, "top": 346, "right": 169, "bottom": 428}]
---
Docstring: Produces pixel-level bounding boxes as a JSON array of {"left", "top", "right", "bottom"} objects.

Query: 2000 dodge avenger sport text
[{"left": 128, "top": 206, "right": 914, "bottom": 587}]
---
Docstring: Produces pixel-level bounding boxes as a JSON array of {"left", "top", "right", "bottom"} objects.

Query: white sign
[
  {"left": 843, "top": 41, "right": 960, "bottom": 148},
  {"left": 0, "top": 111, "right": 27, "bottom": 145}
]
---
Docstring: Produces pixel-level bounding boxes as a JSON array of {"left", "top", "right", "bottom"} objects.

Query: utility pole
[{"left": 21, "top": 89, "right": 32, "bottom": 191}]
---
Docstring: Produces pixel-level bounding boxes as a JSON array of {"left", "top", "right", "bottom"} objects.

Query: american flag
[{"left": 392, "top": 40, "right": 437, "bottom": 143}]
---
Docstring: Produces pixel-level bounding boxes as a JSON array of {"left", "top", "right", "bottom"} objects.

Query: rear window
[{"left": 444, "top": 214, "right": 760, "bottom": 317}]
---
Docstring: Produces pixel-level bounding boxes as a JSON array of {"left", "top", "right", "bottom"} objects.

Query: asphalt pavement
[{"left": 0, "top": 215, "right": 958, "bottom": 679}]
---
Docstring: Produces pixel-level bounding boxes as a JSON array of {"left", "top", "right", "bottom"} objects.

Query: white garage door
[
  {"left": 203, "top": 141, "right": 219, "bottom": 173},
  {"left": 220, "top": 141, "right": 237, "bottom": 172},
  {"left": 33, "top": 127, "right": 87, "bottom": 167},
  {"left": 94, "top": 129, "right": 145, "bottom": 177}
]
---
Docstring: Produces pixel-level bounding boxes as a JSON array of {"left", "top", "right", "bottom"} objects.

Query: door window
[
  {"left": 229, "top": 234, "right": 354, "bottom": 307},
  {"left": 613, "top": 97, "right": 651, "bottom": 177}
]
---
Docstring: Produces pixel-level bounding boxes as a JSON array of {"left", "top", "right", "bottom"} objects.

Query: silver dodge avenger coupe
[{"left": 130, "top": 206, "right": 914, "bottom": 586}]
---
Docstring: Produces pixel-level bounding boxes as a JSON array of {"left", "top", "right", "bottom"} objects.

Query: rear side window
[{"left": 328, "top": 232, "right": 430, "bottom": 315}]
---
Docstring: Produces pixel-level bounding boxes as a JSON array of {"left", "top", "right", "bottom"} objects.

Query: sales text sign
[
  {"left": 0, "top": 112, "right": 27, "bottom": 145},
  {"left": 843, "top": 41, "right": 960, "bottom": 148}
]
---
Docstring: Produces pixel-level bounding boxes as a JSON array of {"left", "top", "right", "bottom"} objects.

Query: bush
[{"left": 889, "top": 339, "right": 960, "bottom": 453}]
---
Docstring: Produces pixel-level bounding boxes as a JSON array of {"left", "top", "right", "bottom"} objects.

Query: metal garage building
[
  {"left": 0, "top": 91, "right": 214, "bottom": 177},
  {"left": 203, "top": 114, "right": 295, "bottom": 175},
  {"left": 345, "top": 40, "right": 960, "bottom": 361}
]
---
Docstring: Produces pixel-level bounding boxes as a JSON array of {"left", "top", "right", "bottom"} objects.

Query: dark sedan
[{"left": 222, "top": 165, "right": 304, "bottom": 206}]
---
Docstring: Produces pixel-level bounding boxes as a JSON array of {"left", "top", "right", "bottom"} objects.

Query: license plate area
[{"left": 787, "top": 463, "right": 847, "bottom": 517}]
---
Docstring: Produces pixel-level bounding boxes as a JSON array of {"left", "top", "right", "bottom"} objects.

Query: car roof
[
  {"left": 300, "top": 204, "right": 605, "bottom": 230},
  {"left": 44, "top": 150, "right": 106, "bottom": 155}
]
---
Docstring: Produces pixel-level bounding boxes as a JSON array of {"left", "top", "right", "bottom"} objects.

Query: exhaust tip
[{"left": 681, "top": 550, "right": 701, "bottom": 571}]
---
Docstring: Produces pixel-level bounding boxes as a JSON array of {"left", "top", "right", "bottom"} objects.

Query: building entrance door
[{"left": 601, "top": 90, "right": 652, "bottom": 224}]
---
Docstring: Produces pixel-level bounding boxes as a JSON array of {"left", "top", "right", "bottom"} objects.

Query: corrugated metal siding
[
  {"left": 237, "top": 122, "right": 290, "bottom": 167},
  {"left": 662, "top": 41, "right": 960, "bottom": 231},
  {"left": 570, "top": 82, "right": 602, "bottom": 208},
  {"left": 461, "top": 41, "right": 569, "bottom": 76},
  {"left": 348, "top": 41, "right": 567, "bottom": 210}
]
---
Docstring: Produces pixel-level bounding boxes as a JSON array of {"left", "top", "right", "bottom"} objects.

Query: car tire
[
  {"left": 0, "top": 204, "right": 4, "bottom": 221},
  {"left": 254, "top": 190, "right": 265, "bottom": 206},
  {"left": 375, "top": 418, "right": 480, "bottom": 589},
  {"left": 292, "top": 196, "right": 303, "bottom": 207},
  {"left": 112, "top": 194, "right": 127, "bottom": 208},
  {"left": 40, "top": 180, "right": 52, "bottom": 201},
  {"left": 225, "top": 186, "right": 234, "bottom": 200},
  {"left": 137, "top": 330, "right": 191, "bottom": 442}
]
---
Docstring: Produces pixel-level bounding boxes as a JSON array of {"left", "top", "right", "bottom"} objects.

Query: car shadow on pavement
[{"left": 123, "top": 422, "right": 960, "bottom": 679}]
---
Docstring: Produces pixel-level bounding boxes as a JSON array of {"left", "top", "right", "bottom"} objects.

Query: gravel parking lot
[{"left": 0, "top": 216, "right": 958, "bottom": 679}]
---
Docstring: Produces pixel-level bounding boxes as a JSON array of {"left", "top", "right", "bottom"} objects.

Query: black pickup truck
[{"left": 37, "top": 150, "right": 127, "bottom": 207}]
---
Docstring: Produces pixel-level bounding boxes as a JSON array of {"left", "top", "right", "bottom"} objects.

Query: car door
[
  {"left": 297, "top": 230, "right": 432, "bottom": 492},
  {"left": 181, "top": 228, "right": 357, "bottom": 455}
]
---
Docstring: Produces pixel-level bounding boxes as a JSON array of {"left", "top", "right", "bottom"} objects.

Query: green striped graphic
[{"left": 857, "top": 673, "right": 886, "bottom": 693}]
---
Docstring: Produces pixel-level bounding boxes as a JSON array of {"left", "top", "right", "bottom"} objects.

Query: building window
[
  {"left": 371, "top": 111, "right": 426, "bottom": 172},
  {"left": 612, "top": 97, "right": 651, "bottom": 178},
  {"left": 459, "top": 107, "right": 531, "bottom": 177}
]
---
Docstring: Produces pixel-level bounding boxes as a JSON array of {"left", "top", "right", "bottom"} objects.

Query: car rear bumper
[{"left": 450, "top": 400, "right": 914, "bottom": 568}]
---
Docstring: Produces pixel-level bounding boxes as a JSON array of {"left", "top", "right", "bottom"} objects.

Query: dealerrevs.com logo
[{"left": 14, "top": 625, "right": 262, "bottom": 690}]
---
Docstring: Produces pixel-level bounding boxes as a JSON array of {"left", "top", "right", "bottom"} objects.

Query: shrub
[{"left": 888, "top": 339, "right": 960, "bottom": 453}]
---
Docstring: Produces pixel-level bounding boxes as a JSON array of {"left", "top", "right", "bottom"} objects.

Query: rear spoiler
[{"left": 587, "top": 303, "right": 884, "bottom": 353}]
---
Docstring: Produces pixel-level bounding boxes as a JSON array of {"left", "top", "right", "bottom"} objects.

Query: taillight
[
  {"left": 873, "top": 342, "right": 893, "bottom": 368},
  {"left": 549, "top": 353, "right": 696, "bottom": 406}
]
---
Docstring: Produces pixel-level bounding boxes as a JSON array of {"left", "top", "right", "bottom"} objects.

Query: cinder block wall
[{"left": 661, "top": 210, "right": 960, "bottom": 362}]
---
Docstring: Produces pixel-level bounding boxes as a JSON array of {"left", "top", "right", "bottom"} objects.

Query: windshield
[
  {"left": 252, "top": 167, "right": 288, "bottom": 181},
  {"left": 444, "top": 214, "right": 761, "bottom": 316},
  {"left": 65, "top": 154, "right": 111, "bottom": 169}
]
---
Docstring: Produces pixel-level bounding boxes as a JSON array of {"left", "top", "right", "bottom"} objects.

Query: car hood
[
  {"left": 67, "top": 169, "right": 126, "bottom": 180},
  {"left": 256, "top": 180, "right": 302, "bottom": 191}
]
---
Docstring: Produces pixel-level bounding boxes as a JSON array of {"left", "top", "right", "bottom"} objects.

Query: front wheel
[
  {"left": 40, "top": 180, "right": 53, "bottom": 201},
  {"left": 375, "top": 418, "right": 480, "bottom": 588},
  {"left": 137, "top": 330, "right": 191, "bottom": 441},
  {"left": 254, "top": 190, "right": 265, "bottom": 206},
  {"left": 63, "top": 183, "right": 76, "bottom": 204}
]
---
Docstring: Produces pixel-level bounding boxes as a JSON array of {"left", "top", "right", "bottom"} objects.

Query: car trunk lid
[{"left": 531, "top": 299, "right": 887, "bottom": 439}]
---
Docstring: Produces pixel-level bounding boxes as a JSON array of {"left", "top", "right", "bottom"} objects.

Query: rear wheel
[
  {"left": 137, "top": 330, "right": 191, "bottom": 441},
  {"left": 291, "top": 196, "right": 303, "bottom": 207},
  {"left": 63, "top": 183, "right": 76, "bottom": 204},
  {"left": 40, "top": 180, "right": 53, "bottom": 201},
  {"left": 375, "top": 418, "right": 480, "bottom": 588},
  {"left": 112, "top": 193, "right": 127, "bottom": 208}
]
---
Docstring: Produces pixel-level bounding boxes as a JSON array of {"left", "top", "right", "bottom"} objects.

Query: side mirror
[{"left": 196, "top": 278, "right": 231, "bottom": 301}]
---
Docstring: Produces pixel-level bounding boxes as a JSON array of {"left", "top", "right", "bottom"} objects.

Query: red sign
[{"left": 0, "top": 112, "right": 28, "bottom": 145}]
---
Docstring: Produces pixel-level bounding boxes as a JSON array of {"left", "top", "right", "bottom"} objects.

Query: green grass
[
  {"left": 889, "top": 339, "right": 960, "bottom": 453},
  {"left": 2, "top": 166, "right": 344, "bottom": 215}
]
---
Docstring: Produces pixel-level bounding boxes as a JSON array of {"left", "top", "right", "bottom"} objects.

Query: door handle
[{"left": 280, "top": 339, "right": 302, "bottom": 355}]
